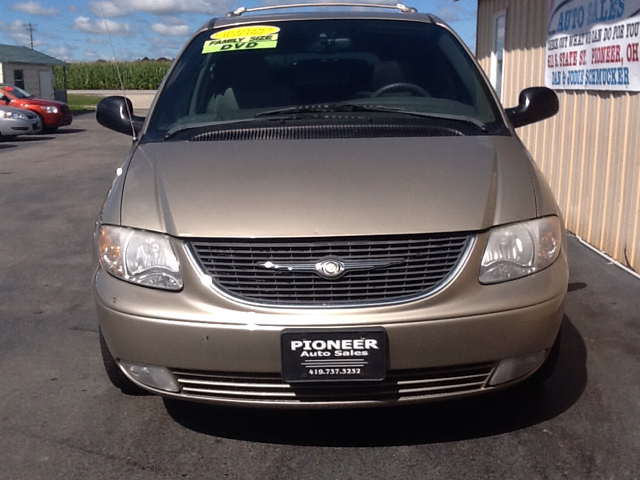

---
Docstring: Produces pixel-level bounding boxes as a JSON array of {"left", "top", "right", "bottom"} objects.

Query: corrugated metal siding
[{"left": 477, "top": 0, "right": 640, "bottom": 272}]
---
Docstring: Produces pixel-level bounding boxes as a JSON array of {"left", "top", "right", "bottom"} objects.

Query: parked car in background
[
  {"left": 0, "top": 105, "right": 41, "bottom": 140},
  {"left": 0, "top": 84, "right": 72, "bottom": 132},
  {"left": 94, "top": 3, "right": 567, "bottom": 408}
]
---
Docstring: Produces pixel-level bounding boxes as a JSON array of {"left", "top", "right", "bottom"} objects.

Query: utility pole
[{"left": 25, "top": 23, "right": 36, "bottom": 49}]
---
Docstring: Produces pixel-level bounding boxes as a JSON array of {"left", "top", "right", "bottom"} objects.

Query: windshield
[
  {"left": 1, "top": 85, "right": 33, "bottom": 99},
  {"left": 146, "top": 19, "right": 502, "bottom": 140}
]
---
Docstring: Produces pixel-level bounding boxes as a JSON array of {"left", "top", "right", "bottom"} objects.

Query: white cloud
[
  {"left": 11, "top": 2, "right": 59, "bottom": 17},
  {"left": 73, "top": 16, "right": 132, "bottom": 36},
  {"left": 88, "top": 37, "right": 108, "bottom": 44},
  {"left": 87, "top": 0, "right": 229, "bottom": 16},
  {"left": 150, "top": 22, "right": 190, "bottom": 36},
  {"left": 151, "top": 35, "right": 188, "bottom": 50},
  {"left": 81, "top": 48, "right": 113, "bottom": 61},
  {"left": 89, "top": 1, "right": 128, "bottom": 18},
  {"left": 437, "top": 7, "right": 461, "bottom": 23},
  {"left": 160, "top": 15, "right": 187, "bottom": 26},
  {"left": 47, "top": 46, "right": 73, "bottom": 61},
  {"left": 83, "top": 49, "right": 98, "bottom": 59},
  {"left": 261, "top": 0, "right": 380, "bottom": 5},
  {"left": 0, "top": 19, "right": 44, "bottom": 47},
  {"left": 436, "top": 3, "right": 475, "bottom": 23}
]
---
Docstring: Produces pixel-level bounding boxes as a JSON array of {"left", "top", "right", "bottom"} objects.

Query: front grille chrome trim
[
  {"left": 171, "top": 363, "right": 495, "bottom": 404},
  {"left": 185, "top": 235, "right": 476, "bottom": 309}
]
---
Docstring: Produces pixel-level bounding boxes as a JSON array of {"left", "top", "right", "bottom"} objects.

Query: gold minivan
[{"left": 94, "top": 3, "right": 567, "bottom": 407}]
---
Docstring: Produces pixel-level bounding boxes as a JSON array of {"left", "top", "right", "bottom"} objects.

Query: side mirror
[
  {"left": 0, "top": 94, "right": 9, "bottom": 104},
  {"left": 96, "top": 96, "right": 145, "bottom": 137},
  {"left": 505, "top": 87, "right": 559, "bottom": 129}
]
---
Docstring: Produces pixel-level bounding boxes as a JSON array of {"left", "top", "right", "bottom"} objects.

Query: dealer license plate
[{"left": 281, "top": 328, "right": 387, "bottom": 383}]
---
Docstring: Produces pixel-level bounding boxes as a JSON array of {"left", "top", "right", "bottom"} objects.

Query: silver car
[
  {"left": 94, "top": 4, "right": 568, "bottom": 408},
  {"left": 0, "top": 106, "right": 41, "bottom": 140}
]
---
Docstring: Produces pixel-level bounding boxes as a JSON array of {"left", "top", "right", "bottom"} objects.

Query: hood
[
  {"left": 120, "top": 136, "right": 538, "bottom": 238},
  {"left": 16, "top": 97, "right": 66, "bottom": 108},
  {"left": 0, "top": 105, "right": 37, "bottom": 117}
]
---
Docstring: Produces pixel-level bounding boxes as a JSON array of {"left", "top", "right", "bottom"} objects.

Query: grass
[{"left": 66, "top": 94, "right": 104, "bottom": 112}]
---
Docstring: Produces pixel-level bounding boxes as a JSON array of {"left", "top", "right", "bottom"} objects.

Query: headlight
[
  {"left": 479, "top": 216, "right": 562, "bottom": 284},
  {"left": 1, "top": 110, "right": 27, "bottom": 119},
  {"left": 44, "top": 106, "right": 59, "bottom": 114},
  {"left": 98, "top": 225, "right": 183, "bottom": 290}
]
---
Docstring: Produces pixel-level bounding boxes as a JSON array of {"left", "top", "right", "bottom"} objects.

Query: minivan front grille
[
  {"left": 171, "top": 363, "right": 495, "bottom": 405},
  {"left": 188, "top": 233, "right": 472, "bottom": 306}
]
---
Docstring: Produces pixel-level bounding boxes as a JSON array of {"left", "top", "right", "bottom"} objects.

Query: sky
[{"left": 0, "top": 1, "right": 478, "bottom": 62}]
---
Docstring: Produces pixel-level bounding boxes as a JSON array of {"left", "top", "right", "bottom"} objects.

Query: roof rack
[{"left": 226, "top": 3, "right": 418, "bottom": 17}]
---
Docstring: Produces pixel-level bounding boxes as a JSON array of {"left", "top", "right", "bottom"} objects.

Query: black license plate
[{"left": 281, "top": 328, "right": 387, "bottom": 383}]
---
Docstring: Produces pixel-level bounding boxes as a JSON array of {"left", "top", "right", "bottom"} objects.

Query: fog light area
[
  {"left": 489, "top": 351, "right": 547, "bottom": 386},
  {"left": 120, "top": 361, "right": 181, "bottom": 392}
]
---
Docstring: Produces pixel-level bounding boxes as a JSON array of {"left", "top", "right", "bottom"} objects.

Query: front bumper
[
  {"left": 40, "top": 109, "right": 72, "bottom": 128},
  {"left": 0, "top": 117, "right": 41, "bottom": 136},
  {"left": 95, "top": 236, "right": 568, "bottom": 406},
  {"left": 97, "top": 294, "right": 563, "bottom": 407}
]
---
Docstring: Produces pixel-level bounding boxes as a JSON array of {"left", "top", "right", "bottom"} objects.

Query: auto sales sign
[{"left": 546, "top": 0, "right": 640, "bottom": 91}]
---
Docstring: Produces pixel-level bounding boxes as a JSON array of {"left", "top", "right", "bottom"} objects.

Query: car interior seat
[
  {"left": 371, "top": 60, "right": 406, "bottom": 92},
  {"left": 208, "top": 55, "right": 295, "bottom": 113}
]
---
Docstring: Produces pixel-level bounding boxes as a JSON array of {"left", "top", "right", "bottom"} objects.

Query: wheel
[
  {"left": 99, "top": 327, "right": 147, "bottom": 395},
  {"left": 35, "top": 113, "right": 47, "bottom": 133},
  {"left": 372, "top": 82, "right": 429, "bottom": 97}
]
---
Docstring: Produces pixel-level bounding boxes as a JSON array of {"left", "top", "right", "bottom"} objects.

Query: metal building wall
[{"left": 477, "top": 0, "right": 640, "bottom": 272}]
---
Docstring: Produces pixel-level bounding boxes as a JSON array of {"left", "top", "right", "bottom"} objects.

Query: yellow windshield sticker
[
  {"left": 211, "top": 26, "right": 280, "bottom": 40},
  {"left": 203, "top": 25, "right": 280, "bottom": 54}
]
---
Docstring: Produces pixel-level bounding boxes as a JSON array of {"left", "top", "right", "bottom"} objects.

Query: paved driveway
[{"left": 1, "top": 114, "right": 639, "bottom": 479}]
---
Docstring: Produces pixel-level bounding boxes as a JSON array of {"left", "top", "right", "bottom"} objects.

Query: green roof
[{"left": 0, "top": 44, "right": 67, "bottom": 66}]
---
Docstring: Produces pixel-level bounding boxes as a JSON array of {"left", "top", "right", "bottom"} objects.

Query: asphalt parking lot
[{"left": 1, "top": 113, "right": 640, "bottom": 479}]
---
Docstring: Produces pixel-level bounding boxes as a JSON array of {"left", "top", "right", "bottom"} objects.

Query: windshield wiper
[
  {"left": 255, "top": 104, "right": 488, "bottom": 132},
  {"left": 165, "top": 104, "right": 489, "bottom": 139}
]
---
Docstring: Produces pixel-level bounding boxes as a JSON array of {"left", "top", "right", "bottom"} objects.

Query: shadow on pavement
[
  {"left": 165, "top": 316, "right": 586, "bottom": 446},
  {"left": 9, "top": 135, "right": 55, "bottom": 143},
  {"left": 568, "top": 282, "right": 588, "bottom": 292},
  {"left": 70, "top": 110, "right": 95, "bottom": 117},
  {"left": 46, "top": 128, "right": 87, "bottom": 135},
  {"left": 0, "top": 144, "right": 17, "bottom": 150}
]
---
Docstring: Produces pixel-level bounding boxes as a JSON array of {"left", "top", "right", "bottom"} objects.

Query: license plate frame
[{"left": 281, "top": 328, "right": 387, "bottom": 383}]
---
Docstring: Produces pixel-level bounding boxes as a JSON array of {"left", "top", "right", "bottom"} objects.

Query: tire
[
  {"left": 35, "top": 113, "right": 47, "bottom": 133},
  {"left": 99, "top": 327, "right": 147, "bottom": 395}
]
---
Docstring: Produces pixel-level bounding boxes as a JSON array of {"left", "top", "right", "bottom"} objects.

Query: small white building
[{"left": 0, "top": 44, "right": 67, "bottom": 101}]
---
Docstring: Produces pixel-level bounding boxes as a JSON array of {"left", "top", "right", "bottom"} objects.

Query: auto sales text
[{"left": 291, "top": 338, "right": 379, "bottom": 357}]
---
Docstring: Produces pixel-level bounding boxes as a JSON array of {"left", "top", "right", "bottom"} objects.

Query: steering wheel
[{"left": 372, "top": 83, "right": 429, "bottom": 97}]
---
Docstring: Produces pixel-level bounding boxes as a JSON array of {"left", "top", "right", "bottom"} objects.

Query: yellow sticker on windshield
[{"left": 202, "top": 25, "right": 280, "bottom": 54}]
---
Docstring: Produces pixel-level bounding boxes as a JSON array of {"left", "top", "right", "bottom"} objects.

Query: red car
[{"left": 0, "top": 84, "right": 72, "bottom": 131}]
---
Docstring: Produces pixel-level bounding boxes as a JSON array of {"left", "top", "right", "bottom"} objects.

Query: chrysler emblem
[
  {"left": 315, "top": 259, "right": 345, "bottom": 278},
  {"left": 258, "top": 257, "right": 405, "bottom": 280}
]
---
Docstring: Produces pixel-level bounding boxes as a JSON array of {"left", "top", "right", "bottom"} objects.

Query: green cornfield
[{"left": 54, "top": 61, "right": 172, "bottom": 90}]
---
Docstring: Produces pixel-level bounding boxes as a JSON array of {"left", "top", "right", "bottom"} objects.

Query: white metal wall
[
  {"left": 0, "top": 63, "right": 53, "bottom": 98},
  {"left": 477, "top": 0, "right": 640, "bottom": 272}
]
